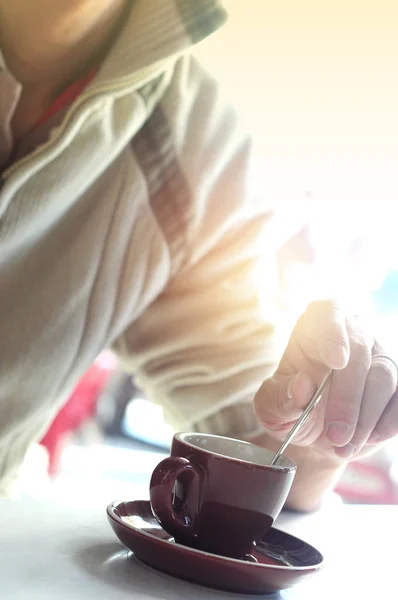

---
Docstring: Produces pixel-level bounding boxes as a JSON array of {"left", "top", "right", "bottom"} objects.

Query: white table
[{"left": 0, "top": 499, "right": 396, "bottom": 599}]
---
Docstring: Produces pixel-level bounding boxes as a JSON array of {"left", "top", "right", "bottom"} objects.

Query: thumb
[{"left": 254, "top": 372, "right": 316, "bottom": 431}]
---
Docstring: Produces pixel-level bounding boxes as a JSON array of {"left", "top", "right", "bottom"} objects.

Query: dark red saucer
[{"left": 107, "top": 500, "right": 323, "bottom": 595}]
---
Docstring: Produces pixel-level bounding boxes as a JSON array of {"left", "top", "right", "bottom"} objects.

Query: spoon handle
[{"left": 270, "top": 369, "right": 333, "bottom": 466}]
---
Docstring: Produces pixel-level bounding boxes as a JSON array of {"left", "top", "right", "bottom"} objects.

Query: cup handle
[{"left": 150, "top": 456, "right": 201, "bottom": 539}]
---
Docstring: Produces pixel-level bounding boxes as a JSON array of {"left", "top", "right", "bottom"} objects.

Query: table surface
[{"left": 0, "top": 498, "right": 396, "bottom": 600}]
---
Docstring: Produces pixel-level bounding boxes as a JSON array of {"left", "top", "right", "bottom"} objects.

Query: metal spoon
[{"left": 270, "top": 369, "right": 333, "bottom": 466}]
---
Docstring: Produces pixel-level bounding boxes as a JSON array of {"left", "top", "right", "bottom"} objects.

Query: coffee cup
[{"left": 150, "top": 432, "right": 296, "bottom": 558}]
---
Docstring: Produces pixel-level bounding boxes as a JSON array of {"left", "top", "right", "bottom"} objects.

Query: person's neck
[{"left": 0, "top": 0, "right": 129, "bottom": 97}]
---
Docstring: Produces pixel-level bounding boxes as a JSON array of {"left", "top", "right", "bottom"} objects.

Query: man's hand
[{"left": 254, "top": 300, "right": 398, "bottom": 463}]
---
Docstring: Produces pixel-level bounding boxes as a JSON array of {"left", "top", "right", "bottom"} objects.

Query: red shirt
[{"left": 35, "top": 68, "right": 98, "bottom": 129}]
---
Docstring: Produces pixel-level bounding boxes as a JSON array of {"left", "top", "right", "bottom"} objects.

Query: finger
[
  {"left": 334, "top": 356, "right": 397, "bottom": 459},
  {"left": 324, "top": 323, "right": 372, "bottom": 447},
  {"left": 254, "top": 372, "right": 316, "bottom": 434},
  {"left": 292, "top": 300, "right": 350, "bottom": 370},
  {"left": 368, "top": 388, "right": 398, "bottom": 444}
]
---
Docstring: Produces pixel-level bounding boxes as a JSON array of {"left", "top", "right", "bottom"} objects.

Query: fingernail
[
  {"left": 335, "top": 443, "right": 356, "bottom": 459},
  {"left": 325, "top": 341, "right": 348, "bottom": 369},
  {"left": 287, "top": 374, "right": 300, "bottom": 400},
  {"left": 367, "top": 432, "right": 382, "bottom": 444},
  {"left": 327, "top": 421, "right": 353, "bottom": 446}
]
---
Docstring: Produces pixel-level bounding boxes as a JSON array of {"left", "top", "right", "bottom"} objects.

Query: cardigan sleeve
[{"left": 114, "top": 54, "right": 301, "bottom": 438}]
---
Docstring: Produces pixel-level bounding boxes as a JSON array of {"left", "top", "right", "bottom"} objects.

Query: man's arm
[
  {"left": 115, "top": 41, "right": 398, "bottom": 511},
  {"left": 115, "top": 55, "right": 382, "bottom": 513}
]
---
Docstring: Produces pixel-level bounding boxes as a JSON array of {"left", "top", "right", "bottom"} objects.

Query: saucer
[{"left": 107, "top": 500, "right": 323, "bottom": 595}]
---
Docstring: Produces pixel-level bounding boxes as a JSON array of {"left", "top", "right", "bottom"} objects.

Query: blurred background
[{"left": 15, "top": 0, "right": 398, "bottom": 507}]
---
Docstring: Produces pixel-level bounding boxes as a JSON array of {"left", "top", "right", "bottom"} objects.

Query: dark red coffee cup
[{"left": 150, "top": 433, "right": 296, "bottom": 558}]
